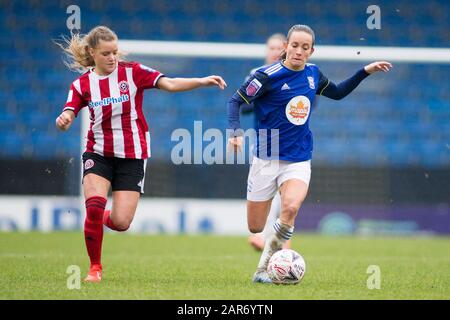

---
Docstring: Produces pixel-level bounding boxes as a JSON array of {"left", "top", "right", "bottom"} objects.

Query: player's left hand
[
  {"left": 364, "top": 61, "right": 393, "bottom": 74},
  {"left": 201, "top": 75, "right": 227, "bottom": 90}
]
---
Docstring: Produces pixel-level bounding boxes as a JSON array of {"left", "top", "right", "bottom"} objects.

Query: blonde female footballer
[{"left": 56, "top": 26, "right": 226, "bottom": 282}]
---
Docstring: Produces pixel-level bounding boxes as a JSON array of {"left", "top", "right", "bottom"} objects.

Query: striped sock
[
  {"left": 273, "top": 219, "right": 294, "bottom": 242},
  {"left": 256, "top": 219, "right": 294, "bottom": 272}
]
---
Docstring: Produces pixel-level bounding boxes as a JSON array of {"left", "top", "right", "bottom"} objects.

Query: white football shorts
[{"left": 246, "top": 156, "right": 311, "bottom": 201}]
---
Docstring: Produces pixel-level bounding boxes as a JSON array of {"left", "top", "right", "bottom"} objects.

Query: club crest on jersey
[
  {"left": 84, "top": 159, "right": 95, "bottom": 170},
  {"left": 307, "top": 76, "right": 315, "bottom": 89},
  {"left": 118, "top": 80, "right": 129, "bottom": 93},
  {"left": 246, "top": 78, "right": 262, "bottom": 97},
  {"left": 285, "top": 95, "right": 311, "bottom": 126}
]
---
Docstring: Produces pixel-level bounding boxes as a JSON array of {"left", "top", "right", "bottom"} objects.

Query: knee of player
[
  {"left": 117, "top": 225, "right": 130, "bottom": 232},
  {"left": 281, "top": 203, "right": 300, "bottom": 218},
  {"left": 114, "top": 217, "right": 132, "bottom": 231},
  {"left": 248, "top": 225, "right": 264, "bottom": 234}
]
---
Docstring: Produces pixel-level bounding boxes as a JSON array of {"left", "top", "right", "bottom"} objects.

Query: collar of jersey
[
  {"left": 89, "top": 62, "right": 119, "bottom": 79},
  {"left": 280, "top": 60, "right": 306, "bottom": 73}
]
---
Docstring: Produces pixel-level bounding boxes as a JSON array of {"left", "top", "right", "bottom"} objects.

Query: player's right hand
[
  {"left": 56, "top": 111, "right": 74, "bottom": 131},
  {"left": 202, "top": 75, "right": 227, "bottom": 90},
  {"left": 227, "top": 136, "right": 243, "bottom": 153}
]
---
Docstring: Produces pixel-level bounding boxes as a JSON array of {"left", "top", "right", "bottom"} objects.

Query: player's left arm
[
  {"left": 133, "top": 62, "right": 226, "bottom": 91},
  {"left": 317, "top": 61, "right": 393, "bottom": 100},
  {"left": 156, "top": 76, "right": 227, "bottom": 92}
]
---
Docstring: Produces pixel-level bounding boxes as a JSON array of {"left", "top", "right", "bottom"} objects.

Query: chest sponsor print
[{"left": 285, "top": 95, "right": 311, "bottom": 126}]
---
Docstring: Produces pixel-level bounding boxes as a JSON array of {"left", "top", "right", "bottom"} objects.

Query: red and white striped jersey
[{"left": 63, "top": 61, "right": 164, "bottom": 159}]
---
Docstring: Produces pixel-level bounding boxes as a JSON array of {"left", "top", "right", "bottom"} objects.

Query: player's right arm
[
  {"left": 239, "top": 68, "right": 260, "bottom": 114},
  {"left": 56, "top": 81, "right": 86, "bottom": 131},
  {"left": 227, "top": 71, "right": 270, "bottom": 152},
  {"left": 56, "top": 110, "right": 75, "bottom": 131}
]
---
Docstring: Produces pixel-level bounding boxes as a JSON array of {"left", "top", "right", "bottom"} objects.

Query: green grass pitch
[{"left": 0, "top": 232, "right": 449, "bottom": 299}]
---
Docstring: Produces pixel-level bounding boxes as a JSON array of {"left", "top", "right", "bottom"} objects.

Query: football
[{"left": 267, "top": 249, "right": 306, "bottom": 284}]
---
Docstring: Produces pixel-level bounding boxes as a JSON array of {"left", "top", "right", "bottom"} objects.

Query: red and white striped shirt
[{"left": 63, "top": 61, "right": 164, "bottom": 159}]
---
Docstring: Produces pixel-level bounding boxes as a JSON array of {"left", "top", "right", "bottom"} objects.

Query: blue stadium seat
[{"left": 0, "top": 0, "right": 448, "bottom": 167}]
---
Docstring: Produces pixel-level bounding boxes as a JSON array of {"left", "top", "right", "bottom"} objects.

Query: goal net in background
[{"left": 79, "top": 41, "right": 450, "bottom": 206}]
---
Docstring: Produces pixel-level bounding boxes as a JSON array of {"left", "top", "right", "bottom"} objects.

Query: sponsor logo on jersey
[
  {"left": 88, "top": 94, "right": 130, "bottom": 108},
  {"left": 246, "top": 78, "right": 262, "bottom": 96},
  {"left": 118, "top": 80, "right": 129, "bottom": 93},
  {"left": 84, "top": 159, "right": 95, "bottom": 170},
  {"left": 285, "top": 95, "right": 311, "bottom": 126},
  {"left": 307, "top": 76, "right": 315, "bottom": 89}
]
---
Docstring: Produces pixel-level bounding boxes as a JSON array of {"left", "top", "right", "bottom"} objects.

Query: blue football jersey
[{"left": 237, "top": 61, "right": 327, "bottom": 162}]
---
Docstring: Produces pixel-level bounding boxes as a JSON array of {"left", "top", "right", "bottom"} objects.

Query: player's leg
[
  {"left": 277, "top": 179, "right": 308, "bottom": 252},
  {"left": 279, "top": 179, "right": 308, "bottom": 226},
  {"left": 82, "top": 152, "right": 114, "bottom": 282},
  {"left": 106, "top": 190, "right": 140, "bottom": 231},
  {"left": 247, "top": 142, "right": 266, "bottom": 250},
  {"left": 276, "top": 160, "right": 311, "bottom": 248},
  {"left": 260, "top": 191, "right": 291, "bottom": 249},
  {"left": 246, "top": 156, "right": 278, "bottom": 231},
  {"left": 274, "top": 191, "right": 292, "bottom": 249},
  {"left": 247, "top": 201, "right": 270, "bottom": 252},
  {"left": 253, "top": 180, "right": 308, "bottom": 282},
  {"left": 248, "top": 233, "right": 265, "bottom": 251},
  {"left": 248, "top": 199, "right": 275, "bottom": 283},
  {"left": 83, "top": 173, "right": 111, "bottom": 282},
  {"left": 247, "top": 200, "right": 273, "bottom": 233},
  {"left": 253, "top": 161, "right": 310, "bottom": 283},
  {"left": 264, "top": 192, "right": 281, "bottom": 234},
  {"left": 246, "top": 157, "right": 280, "bottom": 283},
  {"left": 103, "top": 157, "right": 146, "bottom": 231},
  {"left": 249, "top": 192, "right": 279, "bottom": 251},
  {"left": 83, "top": 173, "right": 110, "bottom": 282}
]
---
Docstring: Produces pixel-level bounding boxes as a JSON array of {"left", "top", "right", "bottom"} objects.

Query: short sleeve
[
  {"left": 63, "top": 82, "right": 86, "bottom": 117},
  {"left": 132, "top": 63, "right": 164, "bottom": 89},
  {"left": 237, "top": 71, "right": 271, "bottom": 104},
  {"left": 243, "top": 66, "right": 259, "bottom": 85}
]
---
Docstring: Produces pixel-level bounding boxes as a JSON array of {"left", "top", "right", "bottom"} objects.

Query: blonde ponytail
[{"left": 56, "top": 26, "right": 123, "bottom": 73}]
